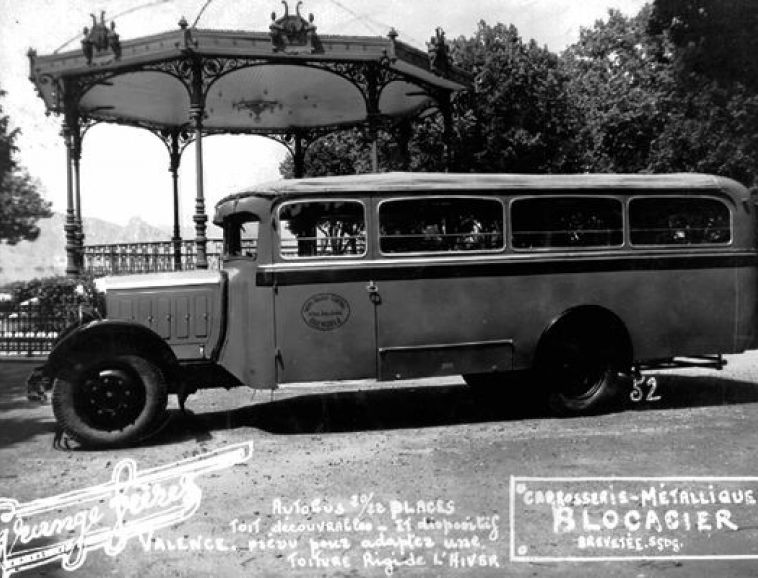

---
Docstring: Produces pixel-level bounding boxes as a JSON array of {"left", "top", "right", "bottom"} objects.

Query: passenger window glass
[
  {"left": 379, "top": 198, "right": 504, "bottom": 254},
  {"left": 511, "top": 197, "right": 623, "bottom": 249},
  {"left": 630, "top": 197, "right": 731, "bottom": 245},
  {"left": 223, "top": 212, "right": 259, "bottom": 259},
  {"left": 278, "top": 201, "right": 366, "bottom": 258}
]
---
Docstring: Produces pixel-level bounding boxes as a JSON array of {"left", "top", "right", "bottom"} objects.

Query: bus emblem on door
[{"left": 301, "top": 293, "right": 351, "bottom": 331}]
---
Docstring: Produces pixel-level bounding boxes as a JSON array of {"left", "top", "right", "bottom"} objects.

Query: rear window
[
  {"left": 629, "top": 197, "right": 731, "bottom": 245},
  {"left": 278, "top": 200, "right": 366, "bottom": 259},
  {"left": 511, "top": 197, "right": 623, "bottom": 249},
  {"left": 379, "top": 197, "right": 504, "bottom": 254}
]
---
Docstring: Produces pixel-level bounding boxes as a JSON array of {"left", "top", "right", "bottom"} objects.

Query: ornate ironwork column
[
  {"left": 71, "top": 123, "right": 85, "bottom": 269},
  {"left": 426, "top": 28, "right": 455, "bottom": 171},
  {"left": 293, "top": 131, "right": 305, "bottom": 179},
  {"left": 167, "top": 128, "right": 185, "bottom": 270},
  {"left": 393, "top": 119, "right": 413, "bottom": 171},
  {"left": 61, "top": 80, "right": 81, "bottom": 277},
  {"left": 439, "top": 91, "right": 454, "bottom": 171},
  {"left": 366, "top": 65, "right": 381, "bottom": 173},
  {"left": 190, "top": 60, "right": 208, "bottom": 270}
]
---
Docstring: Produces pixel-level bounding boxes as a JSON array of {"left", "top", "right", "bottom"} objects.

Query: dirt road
[{"left": 3, "top": 355, "right": 758, "bottom": 577}]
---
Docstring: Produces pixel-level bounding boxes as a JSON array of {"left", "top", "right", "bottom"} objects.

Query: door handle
[{"left": 366, "top": 281, "right": 381, "bottom": 305}]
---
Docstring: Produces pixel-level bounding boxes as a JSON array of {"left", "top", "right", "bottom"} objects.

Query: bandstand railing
[{"left": 83, "top": 239, "right": 229, "bottom": 276}]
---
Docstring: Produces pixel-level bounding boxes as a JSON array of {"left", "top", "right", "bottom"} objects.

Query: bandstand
[{"left": 27, "top": 3, "right": 472, "bottom": 277}]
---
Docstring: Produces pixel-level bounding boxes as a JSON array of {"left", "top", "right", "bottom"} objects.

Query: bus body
[{"left": 41, "top": 172, "right": 758, "bottom": 446}]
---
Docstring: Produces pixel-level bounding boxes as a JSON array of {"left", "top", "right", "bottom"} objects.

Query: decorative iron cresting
[
  {"left": 81, "top": 11, "right": 122, "bottom": 65},
  {"left": 427, "top": 27, "right": 450, "bottom": 76},
  {"left": 269, "top": 1, "right": 319, "bottom": 54}
]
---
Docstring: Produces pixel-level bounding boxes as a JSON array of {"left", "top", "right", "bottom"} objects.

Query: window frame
[
  {"left": 276, "top": 198, "right": 369, "bottom": 261},
  {"left": 222, "top": 211, "right": 260, "bottom": 261},
  {"left": 627, "top": 194, "right": 734, "bottom": 248},
  {"left": 509, "top": 194, "right": 626, "bottom": 252},
  {"left": 376, "top": 195, "right": 507, "bottom": 257}
]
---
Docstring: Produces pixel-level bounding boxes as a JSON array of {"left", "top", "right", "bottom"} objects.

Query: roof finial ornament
[
  {"left": 269, "top": 1, "right": 318, "bottom": 54},
  {"left": 427, "top": 27, "right": 450, "bottom": 76},
  {"left": 177, "top": 16, "right": 198, "bottom": 51},
  {"left": 81, "top": 11, "right": 121, "bottom": 65}
]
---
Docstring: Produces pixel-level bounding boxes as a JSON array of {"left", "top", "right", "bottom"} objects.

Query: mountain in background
[{"left": 0, "top": 213, "right": 220, "bottom": 285}]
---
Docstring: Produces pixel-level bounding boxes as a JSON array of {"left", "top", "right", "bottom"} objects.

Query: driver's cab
[
  {"left": 213, "top": 187, "right": 376, "bottom": 388},
  {"left": 213, "top": 193, "right": 274, "bottom": 388}
]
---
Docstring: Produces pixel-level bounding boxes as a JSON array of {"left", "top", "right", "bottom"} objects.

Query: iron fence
[
  {"left": 0, "top": 299, "right": 81, "bottom": 357},
  {"left": 83, "top": 239, "right": 229, "bottom": 276}
]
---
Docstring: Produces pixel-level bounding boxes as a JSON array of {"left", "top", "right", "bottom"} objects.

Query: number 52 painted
[{"left": 630, "top": 376, "right": 662, "bottom": 403}]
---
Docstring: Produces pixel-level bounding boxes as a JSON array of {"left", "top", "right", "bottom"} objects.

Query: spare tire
[{"left": 52, "top": 354, "right": 168, "bottom": 447}]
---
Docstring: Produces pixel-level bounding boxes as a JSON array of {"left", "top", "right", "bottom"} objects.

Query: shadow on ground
[
  {"left": 145, "top": 373, "right": 758, "bottom": 446},
  {"left": 4, "top": 358, "right": 758, "bottom": 450},
  {"left": 0, "top": 361, "right": 57, "bottom": 449}
]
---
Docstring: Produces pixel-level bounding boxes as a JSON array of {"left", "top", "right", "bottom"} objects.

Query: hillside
[{"left": 0, "top": 214, "right": 218, "bottom": 285}]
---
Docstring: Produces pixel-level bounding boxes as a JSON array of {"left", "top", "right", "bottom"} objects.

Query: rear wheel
[
  {"left": 52, "top": 354, "right": 168, "bottom": 447},
  {"left": 540, "top": 330, "right": 628, "bottom": 416}
]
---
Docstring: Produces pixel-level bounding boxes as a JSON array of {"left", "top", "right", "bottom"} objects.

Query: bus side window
[
  {"left": 511, "top": 197, "right": 623, "bottom": 249},
  {"left": 629, "top": 197, "right": 731, "bottom": 246},
  {"left": 278, "top": 201, "right": 366, "bottom": 259},
  {"left": 378, "top": 198, "right": 504, "bottom": 254}
]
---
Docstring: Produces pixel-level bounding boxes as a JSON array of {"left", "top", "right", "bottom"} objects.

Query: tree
[
  {"left": 646, "top": 0, "right": 758, "bottom": 187},
  {"left": 563, "top": 5, "right": 758, "bottom": 188},
  {"left": 562, "top": 7, "right": 674, "bottom": 173},
  {"left": 450, "top": 21, "right": 582, "bottom": 173},
  {"left": 0, "top": 87, "right": 52, "bottom": 245},
  {"left": 649, "top": 0, "right": 758, "bottom": 91}
]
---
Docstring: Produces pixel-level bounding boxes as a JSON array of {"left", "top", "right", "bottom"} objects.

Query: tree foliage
[
  {"left": 649, "top": 0, "right": 758, "bottom": 90},
  {"left": 0, "top": 87, "right": 52, "bottom": 245},
  {"left": 451, "top": 21, "right": 581, "bottom": 173},
  {"left": 563, "top": 7, "right": 674, "bottom": 173},
  {"left": 565, "top": 5, "right": 758, "bottom": 186}
]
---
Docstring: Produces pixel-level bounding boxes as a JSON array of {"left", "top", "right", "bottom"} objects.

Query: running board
[{"left": 636, "top": 355, "right": 726, "bottom": 372}]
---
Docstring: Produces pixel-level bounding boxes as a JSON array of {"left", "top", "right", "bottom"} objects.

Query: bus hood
[
  {"left": 98, "top": 270, "right": 224, "bottom": 292},
  {"left": 101, "top": 270, "right": 226, "bottom": 361}
]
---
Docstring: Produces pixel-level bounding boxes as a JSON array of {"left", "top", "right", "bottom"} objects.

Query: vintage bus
[{"left": 40, "top": 172, "right": 758, "bottom": 446}]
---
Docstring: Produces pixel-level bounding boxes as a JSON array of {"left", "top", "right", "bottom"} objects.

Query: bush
[{"left": 1, "top": 275, "right": 100, "bottom": 319}]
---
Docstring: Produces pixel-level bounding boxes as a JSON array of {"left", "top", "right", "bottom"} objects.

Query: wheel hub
[{"left": 77, "top": 365, "right": 146, "bottom": 431}]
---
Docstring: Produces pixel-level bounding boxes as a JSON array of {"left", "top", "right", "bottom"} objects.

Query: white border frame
[{"left": 510, "top": 475, "right": 758, "bottom": 562}]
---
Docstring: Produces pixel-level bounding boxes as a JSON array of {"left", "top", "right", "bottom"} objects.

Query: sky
[{"left": 0, "top": 0, "right": 647, "bottom": 230}]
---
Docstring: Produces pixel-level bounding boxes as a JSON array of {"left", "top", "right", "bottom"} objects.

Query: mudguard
[{"left": 42, "top": 319, "right": 179, "bottom": 381}]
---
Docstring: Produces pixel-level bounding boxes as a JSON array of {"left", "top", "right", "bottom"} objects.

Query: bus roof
[{"left": 216, "top": 172, "right": 747, "bottom": 207}]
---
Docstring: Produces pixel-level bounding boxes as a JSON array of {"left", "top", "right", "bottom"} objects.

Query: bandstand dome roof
[{"left": 28, "top": 5, "right": 472, "bottom": 134}]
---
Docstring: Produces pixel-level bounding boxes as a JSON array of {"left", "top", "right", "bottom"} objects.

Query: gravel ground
[{"left": 3, "top": 354, "right": 758, "bottom": 577}]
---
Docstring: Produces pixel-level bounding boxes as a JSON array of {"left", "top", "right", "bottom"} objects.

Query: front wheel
[{"left": 52, "top": 354, "right": 168, "bottom": 447}]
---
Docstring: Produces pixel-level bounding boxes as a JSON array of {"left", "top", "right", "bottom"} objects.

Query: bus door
[
  {"left": 372, "top": 196, "right": 514, "bottom": 380},
  {"left": 272, "top": 199, "right": 377, "bottom": 383}
]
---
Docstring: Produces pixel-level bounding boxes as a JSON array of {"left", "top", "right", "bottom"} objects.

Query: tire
[
  {"left": 52, "top": 354, "right": 168, "bottom": 447},
  {"left": 541, "top": 335, "right": 624, "bottom": 416}
]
